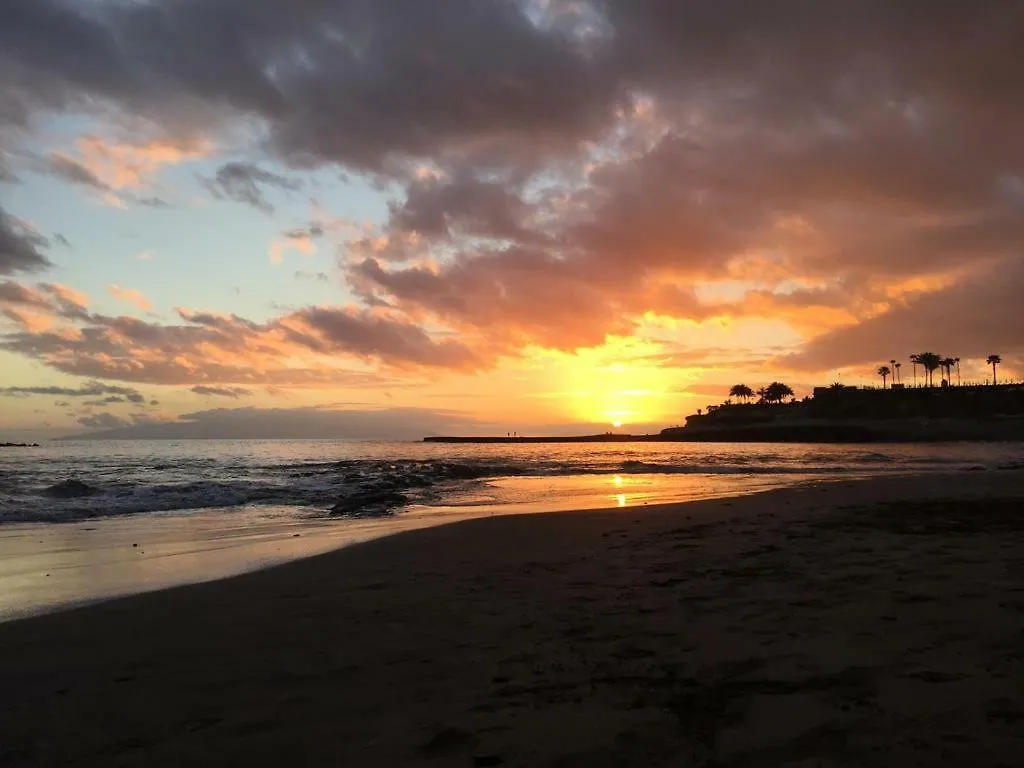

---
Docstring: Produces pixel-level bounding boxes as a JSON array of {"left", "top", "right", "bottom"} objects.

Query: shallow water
[
  {"left": 3, "top": 439, "right": 1021, "bottom": 522},
  {"left": 2, "top": 439, "right": 1022, "bottom": 618}
]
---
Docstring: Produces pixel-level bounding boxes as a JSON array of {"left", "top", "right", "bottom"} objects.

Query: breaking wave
[{"left": 1, "top": 441, "right": 1019, "bottom": 523}]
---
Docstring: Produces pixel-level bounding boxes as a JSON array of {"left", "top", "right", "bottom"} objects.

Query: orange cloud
[
  {"left": 1, "top": 307, "right": 53, "bottom": 333},
  {"left": 108, "top": 285, "right": 152, "bottom": 313},
  {"left": 269, "top": 233, "right": 317, "bottom": 265},
  {"left": 41, "top": 283, "right": 90, "bottom": 312},
  {"left": 71, "top": 135, "right": 213, "bottom": 190},
  {"left": 1, "top": 299, "right": 486, "bottom": 388}
]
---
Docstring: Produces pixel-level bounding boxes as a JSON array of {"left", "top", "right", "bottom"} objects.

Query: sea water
[{"left": 1, "top": 439, "right": 1022, "bottom": 618}]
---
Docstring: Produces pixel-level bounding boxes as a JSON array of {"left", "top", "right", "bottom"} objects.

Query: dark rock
[
  {"left": 329, "top": 491, "right": 407, "bottom": 517},
  {"left": 43, "top": 479, "right": 99, "bottom": 498}
]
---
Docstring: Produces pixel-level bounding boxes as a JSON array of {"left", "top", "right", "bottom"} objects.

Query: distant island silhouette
[{"left": 428, "top": 354, "right": 1024, "bottom": 443}]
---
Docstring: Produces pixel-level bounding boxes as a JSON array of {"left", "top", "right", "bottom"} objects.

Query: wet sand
[
  {"left": 3, "top": 471, "right": 1024, "bottom": 766},
  {"left": 0, "top": 471, "right": 795, "bottom": 621}
]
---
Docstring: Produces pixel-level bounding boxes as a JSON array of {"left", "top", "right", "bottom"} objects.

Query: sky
[{"left": 0, "top": 0, "right": 1022, "bottom": 439}]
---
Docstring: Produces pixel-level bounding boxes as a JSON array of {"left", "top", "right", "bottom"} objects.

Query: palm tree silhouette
[
  {"left": 877, "top": 365, "right": 891, "bottom": 389},
  {"left": 987, "top": 354, "right": 1002, "bottom": 385},
  {"left": 954, "top": 357, "right": 961, "bottom": 386},
  {"left": 894, "top": 362, "right": 902, "bottom": 385},
  {"left": 889, "top": 360, "right": 898, "bottom": 384},
  {"left": 917, "top": 352, "right": 942, "bottom": 387},
  {"left": 729, "top": 384, "right": 754, "bottom": 403},
  {"left": 759, "top": 382, "right": 794, "bottom": 404},
  {"left": 941, "top": 357, "right": 956, "bottom": 385},
  {"left": 910, "top": 354, "right": 920, "bottom": 387}
]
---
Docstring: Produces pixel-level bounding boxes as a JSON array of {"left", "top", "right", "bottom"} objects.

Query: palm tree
[
  {"left": 910, "top": 354, "right": 920, "bottom": 386},
  {"left": 889, "top": 360, "right": 898, "bottom": 384},
  {"left": 917, "top": 352, "right": 942, "bottom": 387},
  {"left": 941, "top": 357, "right": 956, "bottom": 385},
  {"left": 894, "top": 362, "right": 902, "bottom": 385},
  {"left": 954, "top": 357, "right": 961, "bottom": 386},
  {"left": 987, "top": 354, "right": 1002, "bottom": 385},
  {"left": 877, "top": 365, "right": 891, "bottom": 389},
  {"left": 760, "top": 381, "right": 794, "bottom": 404},
  {"left": 729, "top": 384, "right": 754, "bottom": 404}
]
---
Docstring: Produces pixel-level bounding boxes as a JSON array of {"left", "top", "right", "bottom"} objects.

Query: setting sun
[{"left": 532, "top": 341, "right": 686, "bottom": 428}]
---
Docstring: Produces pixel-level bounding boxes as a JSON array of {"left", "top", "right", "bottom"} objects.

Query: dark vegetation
[{"left": 669, "top": 352, "right": 1024, "bottom": 442}]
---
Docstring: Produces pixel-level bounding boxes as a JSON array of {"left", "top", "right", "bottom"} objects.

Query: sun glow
[
  {"left": 521, "top": 337, "right": 709, "bottom": 428},
  {"left": 533, "top": 341, "right": 686, "bottom": 426}
]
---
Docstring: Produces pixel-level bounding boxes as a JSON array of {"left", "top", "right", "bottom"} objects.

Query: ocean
[
  {"left": 5, "top": 439, "right": 1023, "bottom": 523},
  {"left": 2, "top": 439, "right": 1023, "bottom": 618}
]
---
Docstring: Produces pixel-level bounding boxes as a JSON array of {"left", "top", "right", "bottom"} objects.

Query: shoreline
[
  {"left": 0, "top": 470, "right": 832, "bottom": 622},
  {"left": 4, "top": 469, "right": 1024, "bottom": 765},
  {"left": 0, "top": 468, "right": 806, "bottom": 626}
]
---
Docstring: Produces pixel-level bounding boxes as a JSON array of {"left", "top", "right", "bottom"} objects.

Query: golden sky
[{"left": 0, "top": 1, "right": 1020, "bottom": 438}]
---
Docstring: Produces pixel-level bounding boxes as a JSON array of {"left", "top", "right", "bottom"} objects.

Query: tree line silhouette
[
  {"left": 728, "top": 382, "right": 795, "bottom": 405},
  {"left": 877, "top": 353, "right": 1003, "bottom": 388},
  {"left": 715, "top": 355, "right": 1008, "bottom": 417}
]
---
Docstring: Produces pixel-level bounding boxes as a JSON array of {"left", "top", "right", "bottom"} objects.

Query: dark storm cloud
[
  {"left": 389, "top": 176, "right": 539, "bottom": 245},
  {"left": 200, "top": 162, "right": 302, "bottom": 214},
  {"left": 0, "top": 206, "right": 51, "bottom": 275},
  {"left": 608, "top": 2, "right": 1024, "bottom": 120},
  {"left": 0, "top": 0, "right": 620, "bottom": 172}
]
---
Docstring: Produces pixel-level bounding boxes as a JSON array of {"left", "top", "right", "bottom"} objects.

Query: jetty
[{"left": 423, "top": 434, "right": 647, "bottom": 443}]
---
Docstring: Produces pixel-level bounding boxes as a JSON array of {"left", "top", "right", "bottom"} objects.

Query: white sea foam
[{"left": 1, "top": 439, "right": 1021, "bottom": 523}]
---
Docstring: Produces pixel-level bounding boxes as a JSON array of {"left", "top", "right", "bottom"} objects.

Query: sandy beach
[{"left": 3, "top": 470, "right": 1024, "bottom": 766}]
